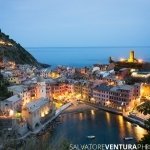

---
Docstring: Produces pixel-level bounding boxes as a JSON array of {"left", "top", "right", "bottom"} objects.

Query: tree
[
  {"left": 137, "top": 101, "right": 150, "bottom": 144},
  {"left": 137, "top": 101, "right": 150, "bottom": 115},
  {"left": 0, "top": 74, "right": 12, "bottom": 101}
]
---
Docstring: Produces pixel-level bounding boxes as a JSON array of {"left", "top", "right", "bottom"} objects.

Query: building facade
[{"left": 22, "top": 98, "right": 54, "bottom": 130}]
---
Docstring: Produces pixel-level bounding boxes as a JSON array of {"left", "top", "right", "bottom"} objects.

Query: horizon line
[{"left": 25, "top": 46, "right": 150, "bottom": 49}]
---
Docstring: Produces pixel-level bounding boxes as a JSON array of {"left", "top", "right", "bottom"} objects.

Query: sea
[{"left": 27, "top": 47, "right": 150, "bottom": 67}]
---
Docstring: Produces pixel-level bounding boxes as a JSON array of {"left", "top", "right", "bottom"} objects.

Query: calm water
[
  {"left": 44, "top": 110, "right": 146, "bottom": 145},
  {"left": 27, "top": 47, "right": 150, "bottom": 67}
]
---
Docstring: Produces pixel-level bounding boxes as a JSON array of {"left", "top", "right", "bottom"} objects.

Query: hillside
[{"left": 0, "top": 30, "right": 49, "bottom": 68}]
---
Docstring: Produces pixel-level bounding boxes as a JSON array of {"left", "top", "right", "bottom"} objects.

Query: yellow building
[
  {"left": 120, "top": 50, "right": 143, "bottom": 64},
  {"left": 128, "top": 50, "right": 138, "bottom": 63},
  {"left": 22, "top": 98, "right": 54, "bottom": 130},
  {"left": 141, "top": 83, "right": 150, "bottom": 97}
]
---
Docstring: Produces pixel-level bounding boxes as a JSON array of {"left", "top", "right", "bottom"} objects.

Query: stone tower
[
  {"left": 128, "top": 50, "right": 135, "bottom": 63},
  {"left": 36, "top": 76, "right": 46, "bottom": 99}
]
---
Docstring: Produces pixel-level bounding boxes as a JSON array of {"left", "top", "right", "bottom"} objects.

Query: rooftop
[
  {"left": 40, "top": 68, "right": 51, "bottom": 73},
  {"left": 8, "top": 85, "right": 28, "bottom": 93},
  {"left": 44, "top": 78, "right": 56, "bottom": 84},
  {"left": 26, "top": 98, "right": 49, "bottom": 112},
  {"left": 110, "top": 85, "right": 133, "bottom": 92},
  {"left": 5, "top": 95, "right": 20, "bottom": 103},
  {"left": 94, "top": 83, "right": 113, "bottom": 91}
]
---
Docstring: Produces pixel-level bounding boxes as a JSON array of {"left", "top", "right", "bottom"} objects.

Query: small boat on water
[
  {"left": 87, "top": 136, "right": 95, "bottom": 139},
  {"left": 124, "top": 137, "right": 134, "bottom": 140}
]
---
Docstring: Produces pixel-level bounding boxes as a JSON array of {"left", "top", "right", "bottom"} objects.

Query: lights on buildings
[
  {"left": 120, "top": 58, "right": 125, "bottom": 62},
  {"left": 0, "top": 40, "right": 13, "bottom": 46},
  {"left": 9, "top": 109, "right": 14, "bottom": 117},
  {"left": 49, "top": 72, "right": 60, "bottom": 79},
  {"left": 15, "top": 112, "right": 21, "bottom": 118},
  {"left": 41, "top": 112, "right": 45, "bottom": 117},
  {"left": 128, "top": 106, "right": 130, "bottom": 109},
  {"left": 76, "top": 94, "right": 81, "bottom": 99},
  {"left": 132, "top": 72, "right": 150, "bottom": 78},
  {"left": 141, "top": 83, "right": 150, "bottom": 97},
  {"left": 138, "top": 59, "right": 143, "bottom": 63},
  {"left": 40, "top": 107, "right": 49, "bottom": 117},
  {"left": 91, "top": 97, "right": 95, "bottom": 101},
  {"left": 45, "top": 110, "right": 48, "bottom": 115},
  {"left": 82, "top": 94, "right": 86, "bottom": 99},
  {"left": 130, "top": 69, "right": 136, "bottom": 72},
  {"left": 106, "top": 100, "right": 110, "bottom": 105},
  {"left": 116, "top": 76, "right": 119, "bottom": 79},
  {"left": 118, "top": 51, "right": 144, "bottom": 64},
  {"left": 118, "top": 107, "right": 122, "bottom": 110}
]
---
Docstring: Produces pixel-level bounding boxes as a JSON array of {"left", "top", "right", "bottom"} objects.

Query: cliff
[{"left": 0, "top": 30, "right": 49, "bottom": 68}]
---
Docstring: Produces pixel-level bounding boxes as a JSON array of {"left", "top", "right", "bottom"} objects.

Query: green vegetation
[
  {"left": 0, "top": 74, "right": 12, "bottom": 101},
  {"left": 73, "top": 72, "right": 88, "bottom": 80},
  {"left": 125, "top": 76, "right": 150, "bottom": 85},
  {"left": 0, "top": 31, "right": 49, "bottom": 68},
  {"left": 137, "top": 101, "right": 150, "bottom": 144}
]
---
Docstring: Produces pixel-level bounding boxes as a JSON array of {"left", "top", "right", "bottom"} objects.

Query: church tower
[{"left": 36, "top": 76, "right": 46, "bottom": 99}]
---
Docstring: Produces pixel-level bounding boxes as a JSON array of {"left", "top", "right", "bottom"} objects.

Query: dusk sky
[{"left": 0, "top": 0, "right": 150, "bottom": 47}]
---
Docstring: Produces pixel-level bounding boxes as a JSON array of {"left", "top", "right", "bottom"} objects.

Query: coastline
[
  {"left": 3, "top": 101, "right": 147, "bottom": 149},
  {"left": 83, "top": 101, "right": 147, "bottom": 130},
  {"left": 63, "top": 101, "right": 147, "bottom": 130},
  {"left": 3, "top": 101, "right": 147, "bottom": 142},
  {"left": 62, "top": 102, "right": 97, "bottom": 114},
  {"left": 9, "top": 102, "right": 72, "bottom": 141}
]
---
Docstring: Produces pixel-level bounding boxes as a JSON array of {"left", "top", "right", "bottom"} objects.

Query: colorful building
[{"left": 22, "top": 98, "right": 54, "bottom": 130}]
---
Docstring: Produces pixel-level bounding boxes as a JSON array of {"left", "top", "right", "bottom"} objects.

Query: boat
[
  {"left": 87, "top": 136, "right": 95, "bottom": 139},
  {"left": 124, "top": 137, "right": 134, "bottom": 140}
]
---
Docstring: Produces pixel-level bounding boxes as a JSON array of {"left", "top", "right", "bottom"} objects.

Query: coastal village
[
  {"left": 0, "top": 50, "right": 150, "bottom": 146},
  {"left": 1, "top": 0, "right": 150, "bottom": 147}
]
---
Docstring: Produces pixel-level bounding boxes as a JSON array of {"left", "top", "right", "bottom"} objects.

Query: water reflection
[
  {"left": 83, "top": 112, "right": 88, "bottom": 120},
  {"left": 90, "top": 110, "right": 96, "bottom": 120},
  {"left": 79, "top": 113, "right": 83, "bottom": 121},
  {"left": 133, "top": 126, "right": 146, "bottom": 141},
  {"left": 106, "top": 112, "right": 111, "bottom": 125},
  {"left": 117, "top": 115, "right": 126, "bottom": 138},
  {"left": 91, "top": 110, "right": 95, "bottom": 115},
  {"left": 126, "top": 122, "right": 132, "bottom": 135},
  {"left": 118, "top": 115, "right": 124, "bottom": 127},
  {"left": 39, "top": 110, "right": 147, "bottom": 145}
]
